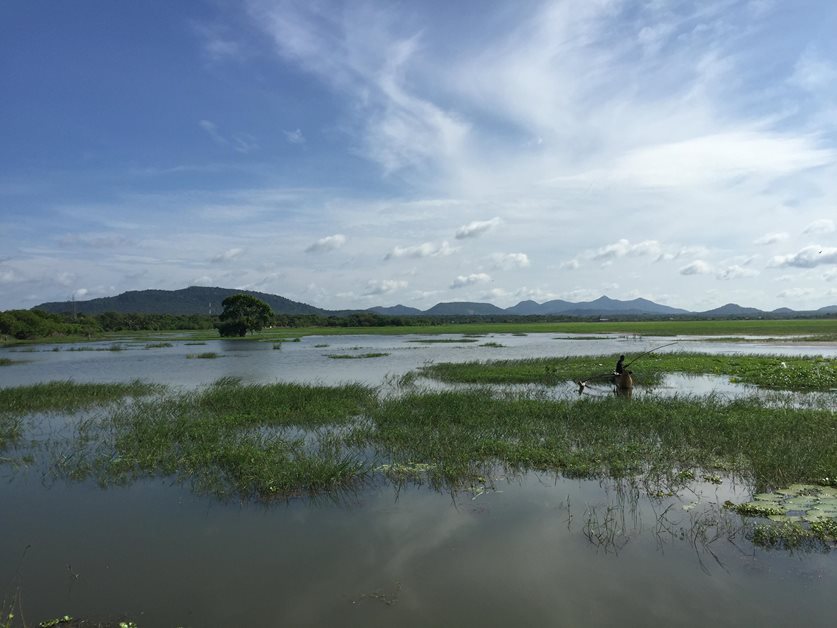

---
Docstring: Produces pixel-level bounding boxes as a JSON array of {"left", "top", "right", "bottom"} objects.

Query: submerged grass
[
  {"left": 420, "top": 352, "right": 837, "bottom": 391},
  {"left": 0, "top": 358, "right": 20, "bottom": 366},
  {"left": 187, "top": 352, "right": 219, "bottom": 359},
  {"left": 327, "top": 352, "right": 390, "bottom": 359}
]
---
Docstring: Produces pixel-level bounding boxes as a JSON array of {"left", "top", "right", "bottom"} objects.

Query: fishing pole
[{"left": 623, "top": 341, "right": 679, "bottom": 369}]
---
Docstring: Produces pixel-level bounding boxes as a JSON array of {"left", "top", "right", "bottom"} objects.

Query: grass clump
[
  {"left": 144, "top": 342, "right": 173, "bottom": 349},
  {"left": 479, "top": 342, "right": 505, "bottom": 348},
  {"left": 327, "top": 353, "right": 390, "bottom": 359},
  {"left": 187, "top": 352, "right": 219, "bottom": 359},
  {"left": 0, "top": 358, "right": 20, "bottom": 366},
  {"left": 0, "top": 380, "right": 163, "bottom": 416},
  {"left": 408, "top": 338, "right": 479, "bottom": 344},
  {"left": 91, "top": 381, "right": 376, "bottom": 499}
]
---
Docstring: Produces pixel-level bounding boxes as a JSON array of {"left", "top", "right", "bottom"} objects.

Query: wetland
[{"left": 1, "top": 326, "right": 836, "bottom": 626}]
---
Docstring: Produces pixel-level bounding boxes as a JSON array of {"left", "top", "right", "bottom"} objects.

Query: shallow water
[
  {"left": 2, "top": 332, "right": 835, "bottom": 390},
  {"left": 3, "top": 466, "right": 837, "bottom": 627},
  {"left": 2, "top": 333, "right": 836, "bottom": 626}
]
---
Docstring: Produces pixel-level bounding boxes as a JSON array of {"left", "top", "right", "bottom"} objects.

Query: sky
[{"left": 1, "top": 0, "right": 836, "bottom": 312}]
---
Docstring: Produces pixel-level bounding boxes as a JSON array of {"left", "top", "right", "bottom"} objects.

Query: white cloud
[
  {"left": 306, "top": 234, "right": 346, "bottom": 253},
  {"left": 363, "top": 279, "right": 407, "bottom": 296},
  {"left": 824, "top": 269, "right": 837, "bottom": 282},
  {"left": 754, "top": 232, "right": 788, "bottom": 246},
  {"left": 385, "top": 241, "right": 455, "bottom": 260},
  {"left": 450, "top": 273, "right": 491, "bottom": 288},
  {"left": 592, "top": 239, "right": 662, "bottom": 260},
  {"left": 717, "top": 265, "right": 759, "bottom": 280},
  {"left": 771, "top": 246, "right": 837, "bottom": 268},
  {"left": 491, "top": 252, "right": 530, "bottom": 269},
  {"left": 680, "top": 260, "right": 712, "bottom": 275},
  {"left": 803, "top": 219, "right": 835, "bottom": 235},
  {"left": 211, "top": 248, "right": 244, "bottom": 263},
  {"left": 284, "top": 129, "right": 306, "bottom": 144},
  {"left": 455, "top": 217, "right": 501, "bottom": 240},
  {"left": 559, "top": 259, "right": 580, "bottom": 270}
]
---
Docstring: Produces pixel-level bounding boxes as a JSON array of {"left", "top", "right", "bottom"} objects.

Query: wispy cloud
[
  {"left": 455, "top": 217, "right": 501, "bottom": 240},
  {"left": 491, "top": 252, "right": 530, "bottom": 269},
  {"left": 306, "top": 234, "right": 346, "bottom": 253},
  {"left": 803, "top": 219, "right": 835, "bottom": 234},
  {"left": 450, "top": 273, "right": 491, "bottom": 288},
  {"left": 198, "top": 120, "right": 258, "bottom": 153},
  {"left": 210, "top": 248, "right": 244, "bottom": 263},
  {"left": 385, "top": 241, "right": 455, "bottom": 260},
  {"left": 284, "top": 129, "right": 306, "bottom": 145},
  {"left": 717, "top": 265, "right": 759, "bottom": 280},
  {"left": 771, "top": 246, "right": 837, "bottom": 268},
  {"left": 363, "top": 279, "right": 407, "bottom": 295},
  {"left": 680, "top": 260, "right": 712, "bottom": 275},
  {"left": 592, "top": 239, "right": 662, "bottom": 261},
  {"left": 754, "top": 232, "right": 789, "bottom": 245}
]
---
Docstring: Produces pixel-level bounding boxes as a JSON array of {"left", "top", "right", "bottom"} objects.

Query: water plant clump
[
  {"left": 144, "top": 342, "right": 173, "bottom": 349},
  {"left": 187, "top": 352, "right": 220, "bottom": 359},
  {"left": 0, "top": 358, "right": 21, "bottom": 366},
  {"left": 327, "top": 353, "right": 390, "bottom": 359}
]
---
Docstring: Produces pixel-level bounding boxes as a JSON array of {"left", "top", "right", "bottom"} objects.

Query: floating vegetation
[
  {"left": 0, "top": 358, "right": 20, "bottom": 366},
  {"left": 726, "top": 483, "right": 837, "bottom": 548},
  {"left": 408, "top": 338, "right": 479, "bottom": 344},
  {"left": 327, "top": 353, "right": 390, "bottom": 359},
  {"left": 144, "top": 342, "right": 173, "bottom": 349},
  {"left": 511, "top": 332, "right": 527, "bottom": 336},
  {"left": 313, "top": 344, "right": 329, "bottom": 348},
  {"left": 187, "top": 352, "right": 220, "bottom": 359},
  {"left": 184, "top": 341, "right": 207, "bottom": 345},
  {"left": 479, "top": 342, "right": 505, "bottom": 348},
  {"left": 375, "top": 462, "right": 437, "bottom": 482},
  {"left": 272, "top": 343, "right": 283, "bottom": 350}
]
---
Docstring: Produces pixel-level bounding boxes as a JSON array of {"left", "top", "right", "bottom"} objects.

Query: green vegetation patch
[
  {"left": 479, "top": 342, "right": 506, "bottom": 348},
  {"left": 90, "top": 381, "right": 376, "bottom": 499},
  {"left": 420, "top": 352, "right": 837, "bottom": 391},
  {"left": 358, "top": 391, "right": 837, "bottom": 489},
  {"left": 327, "top": 352, "right": 390, "bottom": 359},
  {"left": 0, "top": 380, "right": 163, "bottom": 416},
  {"left": 187, "top": 352, "right": 220, "bottom": 359},
  {"left": 0, "top": 358, "right": 21, "bottom": 366},
  {"left": 144, "top": 342, "right": 173, "bottom": 349}
]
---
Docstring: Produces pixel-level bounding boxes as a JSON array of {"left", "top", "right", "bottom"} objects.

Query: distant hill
[
  {"left": 35, "top": 286, "right": 325, "bottom": 316},
  {"left": 31, "top": 286, "right": 837, "bottom": 319},
  {"left": 424, "top": 301, "right": 507, "bottom": 316},
  {"left": 698, "top": 303, "right": 765, "bottom": 318},
  {"left": 367, "top": 304, "right": 423, "bottom": 316}
]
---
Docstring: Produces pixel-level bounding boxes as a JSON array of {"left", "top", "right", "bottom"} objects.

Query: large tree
[{"left": 216, "top": 294, "right": 273, "bottom": 337}]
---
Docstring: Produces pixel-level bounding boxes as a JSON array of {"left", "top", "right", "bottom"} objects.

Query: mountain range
[{"left": 33, "top": 286, "right": 837, "bottom": 319}]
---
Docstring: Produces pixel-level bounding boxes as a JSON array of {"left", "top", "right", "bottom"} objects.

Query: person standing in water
[{"left": 615, "top": 355, "right": 625, "bottom": 374}]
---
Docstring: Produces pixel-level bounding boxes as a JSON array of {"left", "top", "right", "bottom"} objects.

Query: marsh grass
[
  {"left": 0, "top": 358, "right": 20, "bottom": 366},
  {"left": 327, "top": 353, "right": 390, "bottom": 359},
  {"left": 144, "top": 342, "right": 173, "bottom": 349},
  {"left": 86, "top": 381, "right": 377, "bottom": 498},
  {"left": 420, "top": 352, "right": 837, "bottom": 391},
  {"left": 479, "top": 342, "right": 506, "bottom": 348},
  {"left": 187, "top": 352, "right": 219, "bottom": 359},
  {"left": 0, "top": 380, "right": 163, "bottom": 416}
]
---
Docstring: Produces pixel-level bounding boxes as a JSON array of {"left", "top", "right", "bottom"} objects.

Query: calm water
[{"left": 2, "top": 333, "right": 836, "bottom": 626}]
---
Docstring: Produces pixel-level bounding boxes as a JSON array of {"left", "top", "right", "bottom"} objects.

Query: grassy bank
[{"left": 420, "top": 352, "right": 837, "bottom": 391}]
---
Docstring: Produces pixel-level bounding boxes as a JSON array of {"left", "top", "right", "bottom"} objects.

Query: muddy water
[{"left": 2, "top": 333, "right": 837, "bottom": 626}]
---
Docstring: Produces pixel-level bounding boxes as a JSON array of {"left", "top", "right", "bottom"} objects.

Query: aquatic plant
[
  {"left": 327, "top": 353, "right": 389, "bottom": 359},
  {"left": 186, "top": 352, "right": 219, "bottom": 359}
]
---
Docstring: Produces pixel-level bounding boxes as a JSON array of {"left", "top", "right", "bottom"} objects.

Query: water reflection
[{"left": 1, "top": 467, "right": 836, "bottom": 627}]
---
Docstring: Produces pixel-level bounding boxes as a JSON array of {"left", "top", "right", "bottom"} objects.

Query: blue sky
[{"left": 2, "top": 0, "right": 836, "bottom": 311}]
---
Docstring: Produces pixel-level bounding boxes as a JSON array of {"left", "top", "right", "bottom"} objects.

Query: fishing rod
[{"left": 623, "top": 341, "right": 679, "bottom": 369}]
